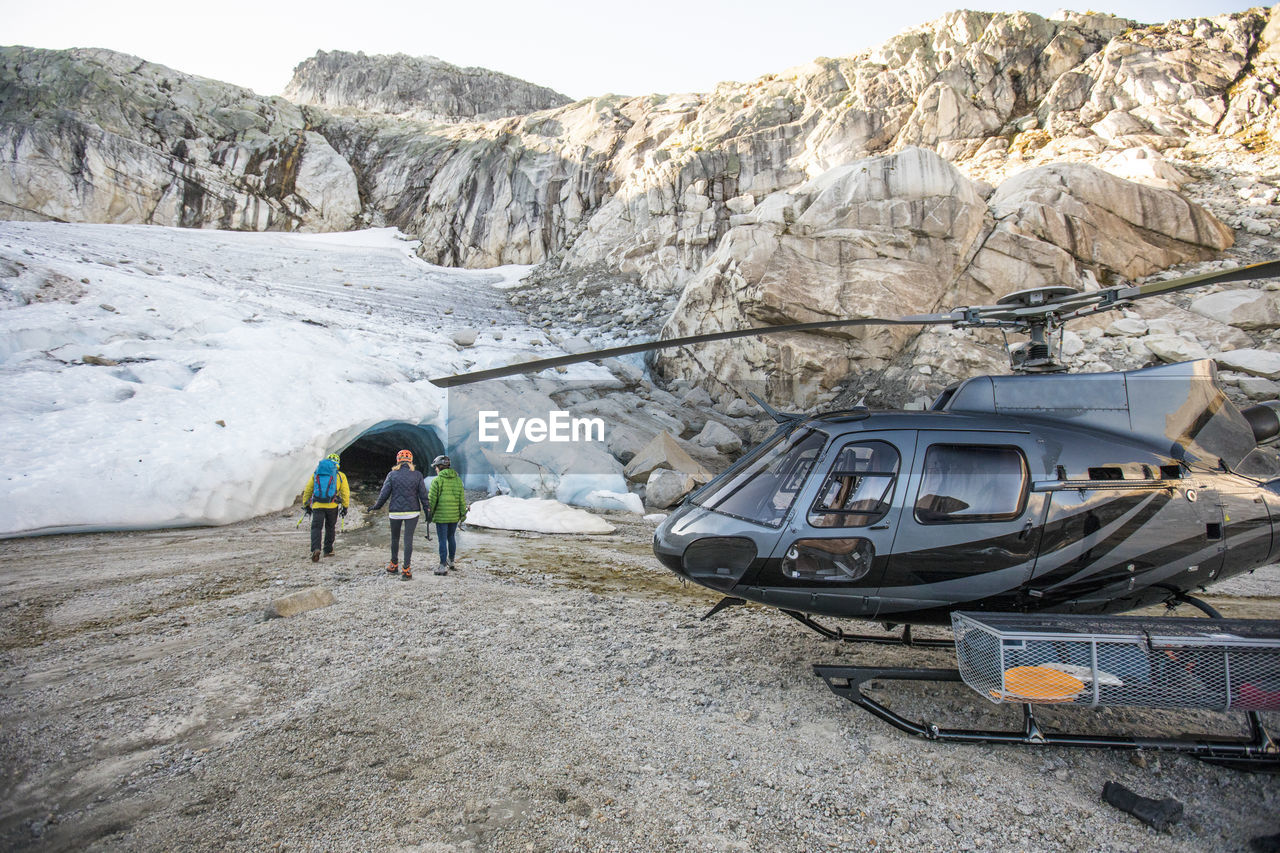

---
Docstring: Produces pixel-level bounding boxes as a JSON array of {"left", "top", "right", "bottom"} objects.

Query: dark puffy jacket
[{"left": 371, "top": 465, "right": 429, "bottom": 515}]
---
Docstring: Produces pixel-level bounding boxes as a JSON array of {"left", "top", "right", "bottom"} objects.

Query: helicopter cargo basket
[
  {"left": 814, "top": 611, "right": 1280, "bottom": 769},
  {"left": 952, "top": 612, "right": 1280, "bottom": 712}
]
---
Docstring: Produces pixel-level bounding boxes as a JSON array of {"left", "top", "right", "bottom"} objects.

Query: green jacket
[{"left": 428, "top": 468, "right": 467, "bottom": 523}]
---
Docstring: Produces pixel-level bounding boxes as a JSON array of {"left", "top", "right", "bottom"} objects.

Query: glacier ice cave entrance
[{"left": 338, "top": 421, "right": 446, "bottom": 496}]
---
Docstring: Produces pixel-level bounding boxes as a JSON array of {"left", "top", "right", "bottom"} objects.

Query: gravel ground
[{"left": 2, "top": 506, "right": 1279, "bottom": 852}]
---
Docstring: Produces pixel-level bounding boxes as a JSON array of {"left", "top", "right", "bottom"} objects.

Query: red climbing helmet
[{"left": 396, "top": 449, "right": 413, "bottom": 464}]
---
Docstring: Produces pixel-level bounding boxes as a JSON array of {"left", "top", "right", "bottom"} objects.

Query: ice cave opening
[{"left": 338, "top": 421, "right": 447, "bottom": 496}]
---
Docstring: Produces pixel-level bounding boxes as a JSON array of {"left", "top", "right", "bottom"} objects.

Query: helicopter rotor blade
[
  {"left": 429, "top": 313, "right": 955, "bottom": 387},
  {"left": 429, "top": 259, "right": 1280, "bottom": 387},
  {"left": 958, "top": 259, "right": 1280, "bottom": 328},
  {"left": 1110, "top": 258, "right": 1280, "bottom": 302}
]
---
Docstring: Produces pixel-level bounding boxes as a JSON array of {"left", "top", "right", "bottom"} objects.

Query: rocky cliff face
[
  {"left": 303, "top": 8, "right": 1275, "bottom": 280},
  {"left": 2, "top": 8, "right": 1278, "bottom": 406},
  {"left": 654, "top": 146, "right": 1237, "bottom": 404},
  {"left": 0, "top": 47, "right": 361, "bottom": 231},
  {"left": 283, "top": 50, "right": 573, "bottom": 121}
]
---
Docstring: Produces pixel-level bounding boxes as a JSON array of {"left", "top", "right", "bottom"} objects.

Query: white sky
[{"left": 2, "top": 1, "right": 1260, "bottom": 100}]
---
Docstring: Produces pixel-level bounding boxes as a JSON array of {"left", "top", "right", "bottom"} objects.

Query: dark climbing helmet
[{"left": 432, "top": 455, "right": 451, "bottom": 469}]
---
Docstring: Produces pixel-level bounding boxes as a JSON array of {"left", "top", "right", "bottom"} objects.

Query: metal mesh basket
[{"left": 952, "top": 612, "right": 1280, "bottom": 711}]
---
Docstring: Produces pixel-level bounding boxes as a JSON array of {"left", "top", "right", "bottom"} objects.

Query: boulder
[
  {"left": 680, "top": 441, "right": 730, "bottom": 478},
  {"left": 1105, "top": 318, "right": 1149, "bottom": 337},
  {"left": 451, "top": 329, "right": 478, "bottom": 347},
  {"left": 984, "top": 163, "right": 1232, "bottom": 280},
  {"left": 694, "top": 419, "right": 743, "bottom": 454},
  {"left": 602, "top": 358, "right": 644, "bottom": 386},
  {"left": 645, "top": 468, "right": 697, "bottom": 509},
  {"left": 680, "top": 385, "right": 715, "bottom": 409},
  {"left": 571, "top": 395, "right": 687, "bottom": 458},
  {"left": 1190, "top": 290, "right": 1280, "bottom": 331},
  {"left": 1130, "top": 301, "right": 1253, "bottom": 353},
  {"left": 1141, "top": 335, "right": 1209, "bottom": 364},
  {"left": 605, "top": 424, "right": 649, "bottom": 464},
  {"left": 624, "top": 431, "right": 712, "bottom": 484},
  {"left": 1217, "top": 349, "right": 1280, "bottom": 380},
  {"left": 1238, "top": 376, "right": 1280, "bottom": 401},
  {"left": 265, "top": 587, "right": 337, "bottom": 619},
  {"left": 1096, "top": 146, "right": 1191, "bottom": 191}
]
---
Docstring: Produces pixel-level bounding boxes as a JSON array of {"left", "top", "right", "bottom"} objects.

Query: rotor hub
[{"left": 996, "top": 286, "right": 1080, "bottom": 309}]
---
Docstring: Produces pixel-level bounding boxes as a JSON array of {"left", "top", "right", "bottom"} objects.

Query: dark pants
[
  {"left": 310, "top": 507, "right": 339, "bottom": 554},
  {"left": 436, "top": 522, "right": 458, "bottom": 564},
  {"left": 390, "top": 516, "right": 419, "bottom": 566}
]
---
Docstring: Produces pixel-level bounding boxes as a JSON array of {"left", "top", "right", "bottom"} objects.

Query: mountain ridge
[
  {"left": 283, "top": 49, "right": 574, "bottom": 121},
  {"left": 1, "top": 7, "right": 1277, "bottom": 403}
]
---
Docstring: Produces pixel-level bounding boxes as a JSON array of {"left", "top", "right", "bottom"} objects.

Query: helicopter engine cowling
[{"left": 1242, "top": 401, "right": 1280, "bottom": 445}]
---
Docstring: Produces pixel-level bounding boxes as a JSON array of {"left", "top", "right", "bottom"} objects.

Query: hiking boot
[
  {"left": 434, "top": 563, "right": 448, "bottom": 576},
  {"left": 311, "top": 550, "right": 321, "bottom": 562},
  {"left": 386, "top": 561, "right": 399, "bottom": 573},
  {"left": 401, "top": 565, "right": 413, "bottom": 580},
  {"left": 447, "top": 558, "right": 456, "bottom": 569},
  {"left": 324, "top": 550, "right": 335, "bottom": 557}
]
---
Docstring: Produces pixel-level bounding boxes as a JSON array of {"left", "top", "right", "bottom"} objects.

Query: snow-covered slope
[{"left": 0, "top": 223, "right": 626, "bottom": 537}]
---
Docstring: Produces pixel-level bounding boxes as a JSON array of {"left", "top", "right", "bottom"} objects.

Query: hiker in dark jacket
[
  {"left": 368, "top": 449, "right": 430, "bottom": 580},
  {"left": 428, "top": 455, "right": 467, "bottom": 576}
]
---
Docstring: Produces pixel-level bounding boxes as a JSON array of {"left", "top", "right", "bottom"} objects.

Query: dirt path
[{"left": 2, "top": 510, "right": 1278, "bottom": 852}]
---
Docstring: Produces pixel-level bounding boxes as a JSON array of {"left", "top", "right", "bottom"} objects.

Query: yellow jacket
[{"left": 303, "top": 471, "right": 350, "bottom": 509}]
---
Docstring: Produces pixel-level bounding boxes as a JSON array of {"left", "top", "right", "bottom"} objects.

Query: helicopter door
[
  {"left": 757, "top": 433, "right": 915, "bottom": 619},
  {"left": 1213, "top": 477, "right": 1271, "bottom": 581},
  {"left": 877, "top": 433, "right": 1045, "bottom": 617}
]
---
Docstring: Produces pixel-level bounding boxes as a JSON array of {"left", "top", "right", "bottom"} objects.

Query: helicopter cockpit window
[
  {"left": 808, "top": 440, "right": 900, "bottom": 528},
  {"left": 914, "top": 444, "right": 1028, "bottom": 524},
  {"left": 692, "top": 429, "right": 826, "bottom": 527}
]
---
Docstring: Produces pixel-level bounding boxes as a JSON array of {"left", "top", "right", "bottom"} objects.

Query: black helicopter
[{"left": 432, "top": 259, "right": 1280, "bottom": 637}]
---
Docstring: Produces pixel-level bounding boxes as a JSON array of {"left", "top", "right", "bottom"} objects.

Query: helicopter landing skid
[
  {"left": 813, "top": 664, "right": 1280, "bottom": 770},
  {"left": 781, "top": 610, "right": 954, "bottom": 648}
]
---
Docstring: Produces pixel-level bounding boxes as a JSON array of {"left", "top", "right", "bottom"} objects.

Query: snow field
[{"left": 0, "top": 223, "right": 630, "bottom": 536}]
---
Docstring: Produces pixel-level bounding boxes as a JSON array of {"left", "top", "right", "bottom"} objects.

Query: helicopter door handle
[
  {"left": 869, "top": 523, "right": 890, "bottom": 530},
  {"left": 1018, "top": 520, "right": 1034, "bottom": 540}
]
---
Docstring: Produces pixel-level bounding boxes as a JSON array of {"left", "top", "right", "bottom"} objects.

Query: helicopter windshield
[{"left": 691, "top": 428, "right": 826, "bottom": 527}]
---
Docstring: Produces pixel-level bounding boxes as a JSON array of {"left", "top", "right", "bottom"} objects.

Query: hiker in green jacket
[{"left": 428, "top": 455, "right": 467, "bottom": 576}]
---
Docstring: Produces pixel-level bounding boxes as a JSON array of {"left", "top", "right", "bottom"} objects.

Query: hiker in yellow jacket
[{"left": 303, "top": 453, "right": 351, "bottom": 562}]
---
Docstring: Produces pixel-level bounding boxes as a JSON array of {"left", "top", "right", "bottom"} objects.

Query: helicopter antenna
[{"left": 748, "top": 392, "right": 804, "bottom": 424}]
